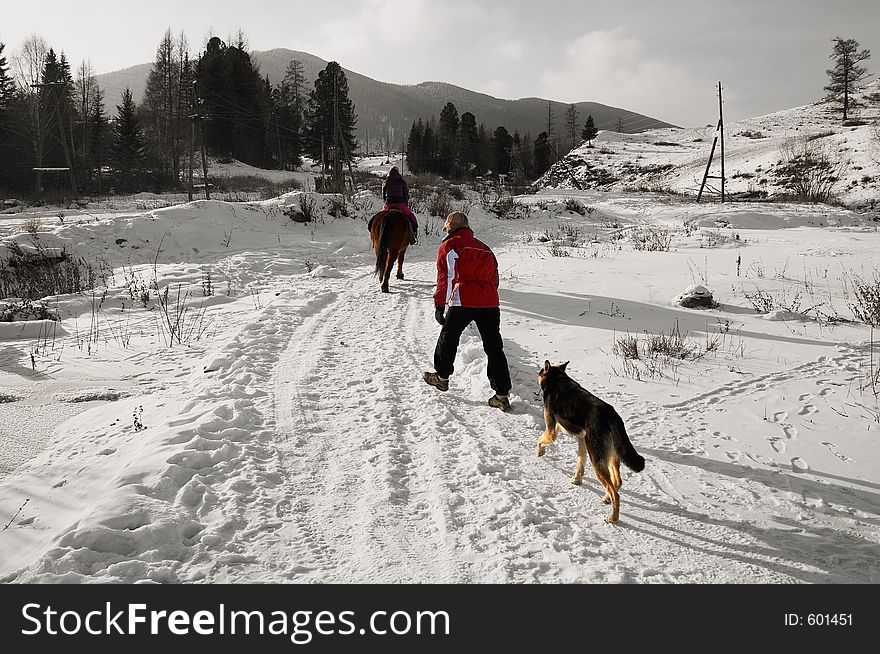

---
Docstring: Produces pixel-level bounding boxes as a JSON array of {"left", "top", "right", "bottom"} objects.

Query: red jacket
[{"left": 433, "top": 228, "right": 500, "bottom": 308}]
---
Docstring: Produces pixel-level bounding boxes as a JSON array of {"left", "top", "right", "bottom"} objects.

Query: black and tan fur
[{"left": 537, "top": 360, "right": 645, "bottom": 523}]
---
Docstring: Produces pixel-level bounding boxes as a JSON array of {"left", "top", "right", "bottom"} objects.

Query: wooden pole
[
  {"left": 188, "top": 117, "right": 195, "bottom": 201},
  {"left": 188, "top": 82, "right": 195, "bottom": 201},
  {"left": 199, "top": 121, "right": 210, "bottom": 200},
  {"left": 697, "top": 120, "right": 720, "bottom": 203},
  {"left": 719, "top": 81, "right": 725, "bottom": 203}
]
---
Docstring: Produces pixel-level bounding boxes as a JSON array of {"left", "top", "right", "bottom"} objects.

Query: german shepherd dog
[{"left": 537, "top": 360, "right": 645, "bottom": 523}]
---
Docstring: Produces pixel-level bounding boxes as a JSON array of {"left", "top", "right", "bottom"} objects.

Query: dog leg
[
  {"left": 536, "top": 428, "right": 558, "bottom": 457},
  {"left": 537, "top": 409, "right": 558, "bottom": 457},
  {"left": 571, "top": 433, "right": 587, "bottom": 485},
  {"left": 603, "top": 457, "right": 621, "bottom": 504},
  {"left": 592, "top": 462, "right": 619, "bottom": 523}
]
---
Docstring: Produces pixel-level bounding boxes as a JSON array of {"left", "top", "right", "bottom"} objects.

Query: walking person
[{"left": 424, "top": 211, "right": 512, "bottom": 411}]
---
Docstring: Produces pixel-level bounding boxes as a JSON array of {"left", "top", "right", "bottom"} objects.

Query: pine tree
[
  {"left": 420, "top": 119, "right": 436, "bottom": 173},
  {"left": 406, "top": 119, "right": 423, "bottom": 173},
  {"left": 438, "top": 101, "right": 459, "bottom": 177},
  {"left": 197, "top": 35, "right": 268, "bottom": 166},
  {"left": 89, "top": 87, "right": 110, "bottom": 193},
  {"left": 302, "top": 61, "right": 358, "bottom": 171},
  {"left": 458, "top": 112, "right": 479, "bottom": 178},
  {"left": 0, "top": 42, "right": 13, "bottom": 114},
  {"left": 492, "top": 126, "right": 512, "bottom": 175},
  {"left": 581, "top": 115, "right": 598, "bottom": 146},
  {"left": 477, "top": 123, "right": 491, "bottom": 175},
  {"left": 0, "top": 42, "right": 14, "bottom": 190},
  {"left": 112, "top": 88, "right": 147, "bottom": 192},
  {"left": 824, "top": 37, "right": 870, "bottom": 121}
]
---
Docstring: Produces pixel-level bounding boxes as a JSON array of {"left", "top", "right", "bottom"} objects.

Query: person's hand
[{"left": 434, "top": 306, "right": 446, "bottom": 325}]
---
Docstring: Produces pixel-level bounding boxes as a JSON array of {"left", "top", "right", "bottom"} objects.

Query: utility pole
[
  {"left": 320, "top": 134, "right": 326, "bottom": 191},
  {"left": 719, "top": 81, "right": 726, "bottom": 203},
  {"left": 616, "top": 116, "right": 623, "bottom": 133},
  {"left": 697, "top": 82, "right": 726, "bottom": 203},
  {"left": 188, "top": 81, "right": 195, "bottom": 201},
  {"left": 189, "top": 80, "right": 210, "bottom": 200}
]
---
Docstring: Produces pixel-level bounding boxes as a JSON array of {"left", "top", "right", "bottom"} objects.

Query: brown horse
[{"left": 369, "top": 208, "right": 411, "bottom": 293}]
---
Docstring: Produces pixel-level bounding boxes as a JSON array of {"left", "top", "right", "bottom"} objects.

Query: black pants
[{"left": 433, "top": 307, "right": 512, "bottom": 395}]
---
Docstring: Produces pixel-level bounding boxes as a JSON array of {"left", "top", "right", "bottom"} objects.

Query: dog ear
[
  {"left": 561, "top": 361, "right": 569, "bottom": 372},
  {"left": 543, "top": 360, "right": 551, "bottom": 373}
]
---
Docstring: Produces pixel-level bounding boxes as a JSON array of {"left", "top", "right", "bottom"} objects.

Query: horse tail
[{"left": 375, "top": 214, "right": 391, "bottom": 278}]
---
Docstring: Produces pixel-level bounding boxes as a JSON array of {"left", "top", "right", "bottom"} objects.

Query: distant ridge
[{"left": 96, "top": 48, "right": 676, "bottom": 152}]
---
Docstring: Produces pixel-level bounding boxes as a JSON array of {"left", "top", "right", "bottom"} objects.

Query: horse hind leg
[
  {"left": 381, "top": 250, "right": 394, "bottom": 292},
  {"left": 396, "top": 249, "right": 405, "bottom": 280}
]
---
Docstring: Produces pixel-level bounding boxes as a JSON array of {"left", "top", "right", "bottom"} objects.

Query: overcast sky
[{"left": 3, "top": 0, "right": 879, "bottom": 127}]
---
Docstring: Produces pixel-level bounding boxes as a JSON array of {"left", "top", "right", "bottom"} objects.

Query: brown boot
[
  {"left": 488, "top": 394, "right": 510, "bottom": 411},
  {"left": 424, "top": 372, "right": 449, "bottom": 391}
]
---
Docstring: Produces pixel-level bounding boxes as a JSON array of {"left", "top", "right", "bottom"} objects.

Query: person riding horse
[{"left": 382, "top": 166, "right": 418, "bottom": 244}]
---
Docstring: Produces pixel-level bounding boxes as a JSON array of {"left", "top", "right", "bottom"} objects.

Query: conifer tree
[
  {"left": 0, "top": 43, "right": 13, "bottom": 114},
  {"left": 420, "top": 119, "right": 436, "bottom": 173},
  {"left": 406, "top": 119, "right": 423, "bottom": 172},
  {"left": 0, "top": 42, "right": 14, "bottom": 189},
  {"left": 197, "top": 35, "right": 268, "bottom": 166},
  {"left": 438, "top": 102, "right": 459, "bottom": 177},
  {"left": 824, "top": 37, "right": 870, "bottom": 121},
  {"left": 89, "top": 87, "right": 110, "bottom": 193},
  {"left": 112, "top": 88, "right": 147, "bottom": 191},
  {"left": 492, "top": 126, "right": 512, "bottom": 175},
  {"left": 581, "top": 115, "right": 598, "bottom": 146},
  {"left": 458, "top": 112, "right": 479, "bottom": 178},
  {"left": 302, "top": 61, "right": 357, "bottom": 170}
]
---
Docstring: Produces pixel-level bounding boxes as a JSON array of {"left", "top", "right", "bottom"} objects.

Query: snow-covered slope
[{"left": 541, "top": 82, "right": 880, "bottom": 209}]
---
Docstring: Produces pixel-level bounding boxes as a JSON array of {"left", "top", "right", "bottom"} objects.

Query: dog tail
[{"left": 613, "top": 415, "right": 645, "bottom": 472}]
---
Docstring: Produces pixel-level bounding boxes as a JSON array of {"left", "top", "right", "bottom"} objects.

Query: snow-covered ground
[{"left": 1, "top": 170, "right": 879, "bottom": 583}]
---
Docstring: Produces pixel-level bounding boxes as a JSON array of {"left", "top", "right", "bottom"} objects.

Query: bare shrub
[
  {"left": 156, "top": 284, "right": 210, "bottom": 346},
  {"left": 297, "top": 194, "right": 318, "bottom": 222},
  {"left": 772, "top": 138, "right": 848, "bottom": 203},
  {"left": 327, "top": 196, "right": 349, "bottom": 218},
  {"left": 0, "top": 242, "right": 111, "bottom": 300},
  {"left": 0, "top": 299, "right": 58, "bottom": 322},
  {"left": 845, "top": 270, "right": 880, "bottom": 325},
  {"left": 648, "top": 322, "right": 696, "bottom": 359},
  {"left": 22, "top": 216, "right": 42, "bottom": 235},
  {"left": 630, "top": 228, "right": 673, "bottom": 251},
  {"left": 564, "top": 198, "right": 586, "bottom": 215},
  {"left": 613, "top": 333, "right": 640, "bottom": 359},
  {"left": 427, "top": 187, "right": 452, "bottom": 217}
]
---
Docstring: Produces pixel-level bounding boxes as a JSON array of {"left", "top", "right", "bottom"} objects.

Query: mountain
[{"left": 95, "top": 48, "right": 675, "bottom": 152}]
